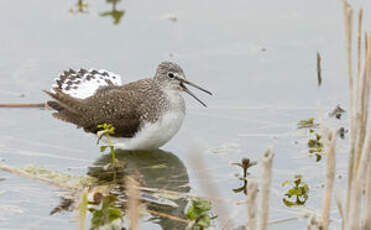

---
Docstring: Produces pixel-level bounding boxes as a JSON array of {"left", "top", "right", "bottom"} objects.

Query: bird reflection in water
[{"left": 87, "top": 149, "right": 190, "bottom": 229}]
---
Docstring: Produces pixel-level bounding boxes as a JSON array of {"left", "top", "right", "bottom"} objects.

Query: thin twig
[
  {"left": 147, "top": 210, "right": 190, "bottom": 224},
  {"left": 0, "top": 103, "right": 46, "bottom": 108}
]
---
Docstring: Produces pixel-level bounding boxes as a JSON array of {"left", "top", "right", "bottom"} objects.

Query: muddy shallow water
[{"left": 1, "top": 0, "right": 371, "bottom": 229}]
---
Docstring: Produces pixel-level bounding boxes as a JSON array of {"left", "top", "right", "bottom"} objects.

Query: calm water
[{"left": 1, "top": 0, "right": 370, "bottom": 229}]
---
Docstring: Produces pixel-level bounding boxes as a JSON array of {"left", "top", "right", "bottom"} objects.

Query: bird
[{"left": 44, "top": 61, "right": 212, "bottom": 150}]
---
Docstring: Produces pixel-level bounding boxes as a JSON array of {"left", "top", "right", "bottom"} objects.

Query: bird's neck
[{"left": 162, "top": 88, "right": 186, "bottom": 114}]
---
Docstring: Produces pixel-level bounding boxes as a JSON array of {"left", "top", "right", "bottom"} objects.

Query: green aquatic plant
[
  {"left": 100, "top": 0, "right": 125, "bottom": 25},
  {"left": 282, "top": 175, "right": 309, "bottom": 207},
  {"left": 186, "top": 199, "right": 214, "bottom": 230},
  {"left": 232, "top": 157, "right": 257, "bottom": 194},
  {"left": 97, "top": 123, "right": 117, "bottom": 163},
  {"left": 89, "top": 194, "right": 123, "bottom": 229},
  {"left": 69, "top": 0, "right": 89, "bottom": 14},
  {"left": 308, "top": 130, "right": 323, "bottom": 162}
]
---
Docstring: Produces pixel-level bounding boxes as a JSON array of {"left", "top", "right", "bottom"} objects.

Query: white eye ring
[{"left": 167, "top": 72, "right": 175, "bottom": 78}]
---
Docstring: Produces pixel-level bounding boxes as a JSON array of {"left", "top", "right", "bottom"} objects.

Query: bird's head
[{"left": 154, "top": 61, "right": 212, "bottom": 107}]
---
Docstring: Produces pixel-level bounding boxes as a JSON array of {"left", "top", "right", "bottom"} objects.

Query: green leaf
[
  {"left": 197, "top": 215, "right": 211, "bottom": 228},
  {"left": 100, "top": 146, "right": 108, "bottom": 152}
]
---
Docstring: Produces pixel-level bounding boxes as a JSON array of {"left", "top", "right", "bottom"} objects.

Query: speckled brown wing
[
  {"left": 81, "top": 85, "right": 143, "bottom": 137},
  {"left": 45, "top": 78, "right": 162, "bottom": 138}
]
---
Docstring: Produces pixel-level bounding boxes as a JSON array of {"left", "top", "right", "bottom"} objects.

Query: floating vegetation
[
  {"left": 100, "top": 0, "right": 126, "bottom": 25},
  {"left": 232, "top": 158, "right": 257, "bottom": 194},
  {"left": 307, "top": 130, "right": 323, "bottom": 162},
  {"left": 282, "top": 175, "right": 309, "bottom": 207},
  {"left": 329, "top": 104, "right": 346, "bottom": 119},
  {"left": 297, "top": 117, "right": 318, "bottom": 129},
  {"left": 69, "top": 0, "right": 89, "bottom": 14},
  {"left": 337, "top": 127, "right": 347, "bottom": 139},
  {"left": 186, "top": 199, "right": 215, "bottom": 230},
  {"left": 21, "top": 165, "right": 97, "bottom": 189}
]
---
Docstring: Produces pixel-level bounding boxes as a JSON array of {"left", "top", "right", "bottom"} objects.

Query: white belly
[{"left": 104, "top": 110, "right": 185, "bottom": 150}]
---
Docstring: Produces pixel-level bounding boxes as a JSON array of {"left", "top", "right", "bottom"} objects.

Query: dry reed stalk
[
  {"left": 0, "top": 164, "right": 77, "bottom": 191},
  {"left": 188, "top": 148, "right": 231, "bottom": 229},
  {"left": 361, "top": 125, "right": 371, "bottom": 229},
  {"left": 353, "top": 35, "right": 371, "bottom": 176},
  {"left": 137, "top": 186, "right": 229, "bottom": 202},
  {"left": 258, "top": 148, "right": 273, "bottom": 230},
  {"left": 0, "top": 103, "right": 46, "bottom": 108},
  {"left": 334, "top": 189, "right": 344, "bottom": 229},
  {"left": 306, "top": 215, "right": 321, "bottom": 230},
  {"left": 246, "top": 179, "right": 258, "bottom": 230},
  {"left": 342, "top": 1, "right": 355, "bottom": 224},
  {"left": 348, "top": 129, "right": 370, "bottom": 230},
  {"left": 146, "top": 210, "right": 190, "bottom": 224},
  {"left": 357, "top": 8, "right": 363, "bottom": 80},
  {"left": 347, "top": 35, "right": 371, "bottom": 230},
  {"left": 320, "top": 131, "right": 336, "bottom": 230},
  {"left": 126, "top": 176, "right": 140, "bottom": 230}
]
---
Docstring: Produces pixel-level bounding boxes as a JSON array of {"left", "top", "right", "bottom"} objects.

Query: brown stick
[
  {"left": 0, "top": 103, "right": 46, "bottom": 108},
  {"left": 317, "top": 52, "right": 322, "bottom": 86}
]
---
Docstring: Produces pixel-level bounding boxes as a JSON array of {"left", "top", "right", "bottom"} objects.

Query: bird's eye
[{"left": 167, "top": 72, "right": 175, "bottom": 78}]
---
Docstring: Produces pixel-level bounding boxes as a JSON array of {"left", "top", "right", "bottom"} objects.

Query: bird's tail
[{"left": 44, "top": 89, "right": 87, "bottom": 126}]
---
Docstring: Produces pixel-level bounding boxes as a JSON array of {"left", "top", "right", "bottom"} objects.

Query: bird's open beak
[{"left": 177, "top": 78, "right": 212, "bottom": 107}]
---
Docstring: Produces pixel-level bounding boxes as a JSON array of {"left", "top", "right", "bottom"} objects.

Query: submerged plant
[
  {"left": 282, "top": 175, "right": 309, "bottom": 207},
  {"left": 186, "top": 199, "right": 214, "bottom": 230},
  {"left": 97, "top": 123, "right": 118, "bottom": 163},
  {"left": 89, "top": 194, "right": 123, "bottom": 229}
]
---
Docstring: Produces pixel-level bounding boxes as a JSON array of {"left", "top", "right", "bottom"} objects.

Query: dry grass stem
[
  {"left": 334, "top": 189, "right": 345, "bottom": 230},
  {"left": 357, "top": 8, "right": 363, "bottom": 79},
  {"left": 306, "top": 215, "right": 321, "bottom": 230},
  {"left": 126, "top": 176, "right": 140, "bottom": 230},
  {"left": 342, "top": 0, "right": 355, "bottom": 223},
  {"left": 321, "top": 131, "right": 336, "bottom": 230},
  {"left": 0, "top": 164, "right": 77, "bottom": 191},
  {"left": 247, "top": 179, "right": 258, "bottom": 230},
  {"left": 364, "top": 142, "right": 371, "bottom": 229},
  {"left": 258, "top": 147, "right": 273, "bottom": 230},
  {"left": 188, "top": 147, "right": 231, "bottom": 229}
]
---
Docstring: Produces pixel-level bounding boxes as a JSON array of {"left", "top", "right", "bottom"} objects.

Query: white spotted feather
[{"left": 51, "top": 68, "right": 122, "bottom": 99}]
